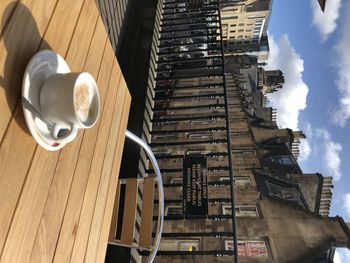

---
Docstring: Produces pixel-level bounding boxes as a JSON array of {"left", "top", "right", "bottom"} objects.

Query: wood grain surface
[{"left": 0, "top": 1, "right": 131, "bottom": 262}]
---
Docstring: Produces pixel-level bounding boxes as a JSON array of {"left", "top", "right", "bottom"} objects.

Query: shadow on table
[{"left": 0, "top": 2, "right": 52, "bottom": 135}]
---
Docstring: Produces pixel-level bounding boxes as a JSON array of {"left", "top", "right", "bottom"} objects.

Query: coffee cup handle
[{"left": 51, "top": 122, "right": 78, "bottom": 143}]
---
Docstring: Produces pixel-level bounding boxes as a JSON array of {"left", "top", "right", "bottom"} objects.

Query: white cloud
[
  {"left": 299, "top": 140, "right": 311, "bottom": 161},
  {"left": 311, "top": 0, "right": 342, "bottom": 40},
  {"left": 333, "top": 3, "right": 350, "bottom": 127},
  {"left": 304, "top": 122, "right": 313, "bottom": 139},
  {"left": 314, "top": 128, "right": 342, "bottom": 180},
  {"left": 315, "top": 128, "right": 330, "bottom": 140},
  {"left": 265, "top": 34, "right": 309, "bottom": 131},
  {"left": 335, "top": 249, "right": 350, "bottom": 263},
  {"left": 344, "top": 193, "right": 350, "bottom": 218},
  {"left": 324, "top": 140, "right": 342, "bottom": 180},
  {"left": 299, "top": 122, "right": 313, "bottom": 161},
  {"left": 334, "top": 250, "right": 342, "bottom": 263}
]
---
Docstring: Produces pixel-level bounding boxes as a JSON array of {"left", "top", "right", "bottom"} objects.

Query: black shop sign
[{"left": 183, "top": 155, "right": 208, "bottom": 217}]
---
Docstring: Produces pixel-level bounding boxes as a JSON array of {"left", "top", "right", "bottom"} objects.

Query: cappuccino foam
[{"left": 74, "top": 83, "right": 92, "bottom": 123}]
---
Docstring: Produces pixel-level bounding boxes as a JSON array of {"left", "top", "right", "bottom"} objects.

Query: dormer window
[
  {"left": 273, "top": 155, "right": 295, "bottom": 165},
  {"left": 266, "top": 182, "right": 301, "bottom": 202}
]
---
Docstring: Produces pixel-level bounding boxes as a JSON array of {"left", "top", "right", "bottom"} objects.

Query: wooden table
[{"left": 0, "top": 1, "right": 131, "bottom": 262}]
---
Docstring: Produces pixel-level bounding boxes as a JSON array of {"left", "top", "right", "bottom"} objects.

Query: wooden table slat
[
  {"left": 28, "top": 2, "right": 102, "bottom": 260},
  {"left": 69, "top": 57, "right": 121, "bottom": 262},
  {"left": 85, "top": 65, "right": 128, "bottom": 263},
  {"left": 96, "top": 90, "right": 131, "bottom": 262},
  {"left": 53, "top": 35, "right": 114, "bottom": 263}
]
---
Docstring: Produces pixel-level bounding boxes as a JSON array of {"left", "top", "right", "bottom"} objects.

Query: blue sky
[{"left": 266, "top": 0, "right": 350, "bottom": 261}]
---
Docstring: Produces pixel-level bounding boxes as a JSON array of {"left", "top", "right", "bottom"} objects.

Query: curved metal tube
[{"left": 125, "top": 130, "right": 164, "bottom": 263}]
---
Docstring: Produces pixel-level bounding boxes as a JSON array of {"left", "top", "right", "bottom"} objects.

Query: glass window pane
[
  {"left": 238, "top": 241, "right": 247, "bottom": 256},
  {"left": 247, "top": 241, "right": 268, "bottom": 256},
  {"left": 224, "top": 240, "right": 235, "bottom": 251},
  {"left": 160, "top": 240, "right": 179, "bottom": 251},
  {"left": 223, "top": 205, "right": 258, "bottom": 216},
  {"left": 179, "top": 240, "right": 200, "bottom": 251},
  {"left": 161, "top": 239, "right": 200, "bottom": 251},
  {"left": 225, "top": 240, "right": 268, "bottom": 257},
  {"left": 165, "top": 204, "right": 183, "bottom": 216},
  {"left": 235, "top": 177, "right": 251, "bottom": 186}
]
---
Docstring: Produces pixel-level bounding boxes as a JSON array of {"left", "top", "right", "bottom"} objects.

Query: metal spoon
[{"left": 21, "top": 97, "right": 70, "bottom": 139}]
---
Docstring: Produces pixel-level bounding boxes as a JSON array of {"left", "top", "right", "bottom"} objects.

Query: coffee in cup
[{"left": 39, "top": 72, "right": 100, "bottom": 141}]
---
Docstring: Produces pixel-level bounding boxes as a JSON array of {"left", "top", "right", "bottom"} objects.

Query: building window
[
  {"left": 160, "top": 239, "right": 200, "bottom": 251},
  {"left": 189, "top": 133, "right": 212, "bottom": 139},
  {"left": 165, "top": 204, "right": 183, "bottom": 216},
  {"left": 238, "top": 241, "right": 268, "bottom": 256},
  {"left": 222, "top": 16, "right": 238, "bottom": 20},
  {"left": 218, "top": 176, "right": 251, "bottom": 186},
  {"left": 170, "top": 177, "right": 183, "bottom": 184},
  {"left": 232, "top": 132, "right": 250, "bottom": 138},
  {"left": 266, "top": 182, "right": 301, "bottom": 201},
  {"left": 223, "top": 8, "right": 238, "bottom": 12},
  {"left": 191, "top": 120, "right": 209, "bottom": 125},
  {"left": 186, "top": 150, "right": 207, "bottom": 155},
  {"left": 159, "top": 120, "right": 178, "bottom": 125},
  {"left": 248, "top": 15, "right": 265, "bottom": 20},
  {"left": 222, "top": 205, "right": 259, "bottom": 217},
  {"left": 243, "top": 150, "right": 255, "bottom": 155},
  {"left": 236, "top": 205, "right": 259, "bottom": 217},
  {"left": 153, "top": 134, "right": 177, "bottom": 140},
  {"left": 235, "top": 176, "right": 252, "bottom": 187},
  {"left": 219, "top": 176, "right": 230, "bottom": 182},
  {"left": 222, "top": 205, "right": 232, "bottom": 215},
  {"left": 153, "top": 150, "right": 172, "bottom": 156},
  {"left": 275, "top": 155, "right": 295, "bottom": 165},
  {"left": 224, "top": 240, "right": 269, "bottom": 257},
  {"left": 224, "top": 239, "right": 235, "bottom": 250}
]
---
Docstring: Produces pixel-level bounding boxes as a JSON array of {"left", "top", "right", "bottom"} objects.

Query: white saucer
[{"left": 22, "top": 50, "right": 72, "bottom": 151}]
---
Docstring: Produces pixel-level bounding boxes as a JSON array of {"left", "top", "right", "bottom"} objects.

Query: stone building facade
[
  {"left": 144, "top": 61, "right": 350, "bottom": 262},
  {"left": 220, "top": 0, "right": 271, "bottom": 60}
]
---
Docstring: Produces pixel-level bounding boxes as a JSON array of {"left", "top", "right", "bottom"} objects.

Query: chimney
[{"left": 292, "top": 131, "right": 306, "bottom": 139}]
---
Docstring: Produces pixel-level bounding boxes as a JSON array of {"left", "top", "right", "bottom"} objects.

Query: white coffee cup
[{"left": 39, "top": 72, "right": 100, "bottom": 143}]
